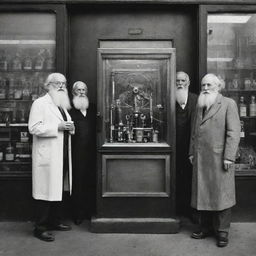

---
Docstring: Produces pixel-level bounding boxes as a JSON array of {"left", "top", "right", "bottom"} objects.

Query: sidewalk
[{"left": 0, "top": 220, "right": 255, "bottom": 256}]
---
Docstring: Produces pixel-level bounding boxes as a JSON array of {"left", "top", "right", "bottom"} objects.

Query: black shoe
[
  {"left": 50, "top": 223, "right": 72, "bottom": 231},
  {"left": 33, "top": 230, "right": 55, "bottom": 242},
  {"left": 217, "top": 231, "right": 229, "bottom": 247},
  {"left": 74, "top": 219, "right": 83, "bottom": 225},
  {"left": 191, "top": 230, "right": 214, "bottom": 239}
]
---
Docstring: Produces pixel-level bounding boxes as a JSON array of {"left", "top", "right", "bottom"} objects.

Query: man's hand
[
  {"left": 223, "top": 159, "right": 233, "bottom": 171},
  {"left": 58, "top": 121, "right": 75, "bottom": 132},
  {"left": 189, "top": 155, "right": 194, "bottom": 165}
]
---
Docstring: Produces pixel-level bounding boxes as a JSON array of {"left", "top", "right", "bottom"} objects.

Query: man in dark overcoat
[
  {"left": 69, "top": 81, "right": 96, "bottom": 225},
  {"left": 189, "top": 73, "right": 240, "bottom": 247},
  {"left": 175, "top": 71, "right": 197, "bottom": 219}
]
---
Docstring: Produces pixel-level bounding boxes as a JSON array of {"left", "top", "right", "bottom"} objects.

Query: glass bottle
[
  {"left": 8, "top": 75, "right": 15, "bottom": 99},
  {"left": 239, "top": 96, "right": 247, "bottom": 117},
  {"left": 0, "top": 50, "right": 8, "bottom": 71},
  {"left": 0, "top": 76, "right": 6, "bottom": 99},
  {"left": 34, "top": 49, "right": 45, "bottom": 70},
  {"left": 0, "top": 145, "right": 3, "bottom": 161},
  {"left": 23, "top": 54, "right": 33, "bottom": 70},
  {"left": 45, "top": 49, "right": 55, "bottom": 70},
  {"left": 249, "top": 95, "right": 256, "bottom": 117},
  {"left": 240, "top": 121, "right": 245, "bottom": 138},
  {"left": 11, "top": 52, "right": 22, "bottom": 71}
]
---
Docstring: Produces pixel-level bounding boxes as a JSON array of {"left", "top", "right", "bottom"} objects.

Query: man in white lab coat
[{"left": 28, "top": 73, "right": 75, "bottom": 242}]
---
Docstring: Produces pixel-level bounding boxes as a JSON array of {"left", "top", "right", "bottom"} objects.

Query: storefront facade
[{"left": 0, "top": 1, "right": 255, "bottom": 228}]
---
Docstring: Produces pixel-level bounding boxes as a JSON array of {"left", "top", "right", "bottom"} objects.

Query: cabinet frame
[{"left": 0, "top": 4, "right": 68, "bottom": 179}]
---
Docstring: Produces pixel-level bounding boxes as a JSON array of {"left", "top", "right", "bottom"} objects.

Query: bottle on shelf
[
  {"left": 23, "top": 54, "right": 33, "bottom": 71},
  {"left": 239, "top": 96, "right": 247, "bottom": 117},
  {"left": 240, "top": 121, "right": 245, "bottom": 138},
  {"left": 0, "top": 145, "right": 3, "bottom": 161},
  {"left": 34, "top": 49, "right": 45, "bottom": 70},
  {"left": 5, "top": 143, "right": 15, "bottom": 161},
  {"left": 8, "top": 75, "right": 15, "bottom": 99},
  {"left": 249, "top": 95, "right": 256, "bottom": 117},
  {"left": 0, "top": 50, "right": 8, "bottom": 71},
  {"left": 0, "top": 76, "right": 6, "bottom": 99},
  {"left": 45, "top": 49, "right": 55, "bottom": 70},
  {"left": 14, "top": 78, "right": 23, "bottom": 99},
  {"left": 11, "top": 52, "right": 22, "bottom": 71}
]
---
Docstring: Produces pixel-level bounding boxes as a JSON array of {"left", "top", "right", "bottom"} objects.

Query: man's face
[
  {"left": 48, "top": 75, "right": 67, "bottom": 93},
  {"left": 201, "top": 77, "right": 218, "bottom": 94},
  {"left": 74, "top": 84, "right": 87, "bottom": 97},
  {"left": 176, "top": 73, "right": 189, "bottom": 90}
]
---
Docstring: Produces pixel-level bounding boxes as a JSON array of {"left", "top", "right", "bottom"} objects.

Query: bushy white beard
[
  {"left": 198, "top": 91, "right": 218, "bottom": 110},
  {"left": 49, "top": 89, "right": 71, "bottom": 110},
  {"left": 176, "top": 88, "right": 188, "bottom": 105},
  {"left": 73, "top": 95, "right": 89, "bottom": 111}
]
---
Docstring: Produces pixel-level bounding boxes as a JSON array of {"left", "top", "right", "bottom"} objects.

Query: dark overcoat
[{"left": 189, "top": 93, "right": 240, "bottom": 211}]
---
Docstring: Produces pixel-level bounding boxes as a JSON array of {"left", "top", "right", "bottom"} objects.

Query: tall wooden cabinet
[{"left": 91, "top": 47, "right": 179, "bottom": 233}]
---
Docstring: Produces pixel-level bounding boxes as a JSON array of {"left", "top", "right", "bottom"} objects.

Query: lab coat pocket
[{"left": 37, "top": 144, "right": 50, "bottom": 166}]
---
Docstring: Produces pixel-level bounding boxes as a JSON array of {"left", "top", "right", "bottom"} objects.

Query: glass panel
[
  {"left": 207, "top": 13, "right": 256, "bottom": 173},
  {"left": 0, "top": 12, "right": 56, "bottom": 174},
  {"left": 100, "top": 50, "right": 171, "bottom": 145}
]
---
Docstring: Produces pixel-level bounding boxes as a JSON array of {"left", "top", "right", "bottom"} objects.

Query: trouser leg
[
  {"left": 48, "top": 201, "right": 63, "bottom": 226},
  {"left": 199, "top": 210, "right": 214, "bottom": 232},
  {"left": 34, "top": 200, "right": 51, "bottom": 233},
  {"left": 213, "top": 208, "right": 232, "bottom": 232}
]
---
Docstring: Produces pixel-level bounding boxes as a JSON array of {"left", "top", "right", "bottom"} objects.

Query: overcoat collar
[
  {"left": 201, "top": 93, "right": 222, "bottom": 125},
  {"left": 44, "top": 93, "right": 64, "bottom": 121}
]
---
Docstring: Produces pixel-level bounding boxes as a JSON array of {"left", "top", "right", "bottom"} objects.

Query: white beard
[
  {"left": 73, "top": 95, "right": 89, "bottom": 111},
  {"left": 176, "top": 88, "right": 188, "bottom": 105},
  {"left": 198, "top": 91, "right": 218, "bottom": 110},
  {"left": 49, "top": 89, "right": 71, "bottom": 110}
]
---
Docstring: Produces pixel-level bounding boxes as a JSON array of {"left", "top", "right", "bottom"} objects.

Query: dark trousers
[
  {"left": 198, "top": 208, "right": 232, "bottom": 233},
  {"left": 34, "top": 200, "right": 63, "bottom": 233}
]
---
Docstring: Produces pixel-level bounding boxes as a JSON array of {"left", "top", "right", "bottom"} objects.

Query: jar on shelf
[
  {"left": 11, "top": 52, "right": 22, "bottom": 71},
  {"left": 23, "top": 55, "right": 33, "bottom": 71},
  {"left": 244, "top": 78, "right": 252, "bottom": 90}
]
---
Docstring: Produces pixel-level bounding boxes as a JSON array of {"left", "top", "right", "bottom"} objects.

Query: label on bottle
[
  {"left": 5, "top": 153, "right": 14, "bottom": 161},
  {"left": 240, "top": 106, "right": 247, "bottom": 117}
]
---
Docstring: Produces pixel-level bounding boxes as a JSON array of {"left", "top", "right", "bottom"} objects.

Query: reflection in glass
[{"left": 207, "top": 13, "right": 256, "bottom": 171}]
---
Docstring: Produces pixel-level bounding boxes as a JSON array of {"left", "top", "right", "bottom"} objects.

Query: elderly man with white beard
[
  {"left": 175, "top": 71, "right": 197, "bottom": 220},
  {"left": 69, "top": 81, "right": 96, "bottom": 225},
  {"left": 29, "top": 73, "right": 75, "bottom": 242},
  {"left": 189, "top": 73, "right": 240, "bottom": 247}
]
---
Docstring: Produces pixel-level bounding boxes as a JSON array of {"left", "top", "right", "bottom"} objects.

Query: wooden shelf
[{"left": 0, "top": 123, "right": 28, "bottom": 127}]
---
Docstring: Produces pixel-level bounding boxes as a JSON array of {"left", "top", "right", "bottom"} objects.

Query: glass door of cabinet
[
  {"left": 206, "top": 11, "right": 256, "bottom": 175},
  {"left": 0, "top": 11, "right": 57, "bottom": 176}
]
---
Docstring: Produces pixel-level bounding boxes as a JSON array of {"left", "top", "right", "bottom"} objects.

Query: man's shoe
[
  {"left": 217, "top": 231, "right": 229, "bottom": 247},
  {"left": 191, "top": 230, "right": 214, "bottom": 239},
  {"left": 74, "top": 219, "right": 83, "bottom": 225},
  {"left": 33, "top": 230, "right": 55, "bottom": 242},
  {"left": 50, "top": 223, "right": 72, "bottom": 231}
]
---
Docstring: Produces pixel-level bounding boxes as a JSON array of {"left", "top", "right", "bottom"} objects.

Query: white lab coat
[{"left": 28, "top": 93, "right": 72, "bottom": 201}]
